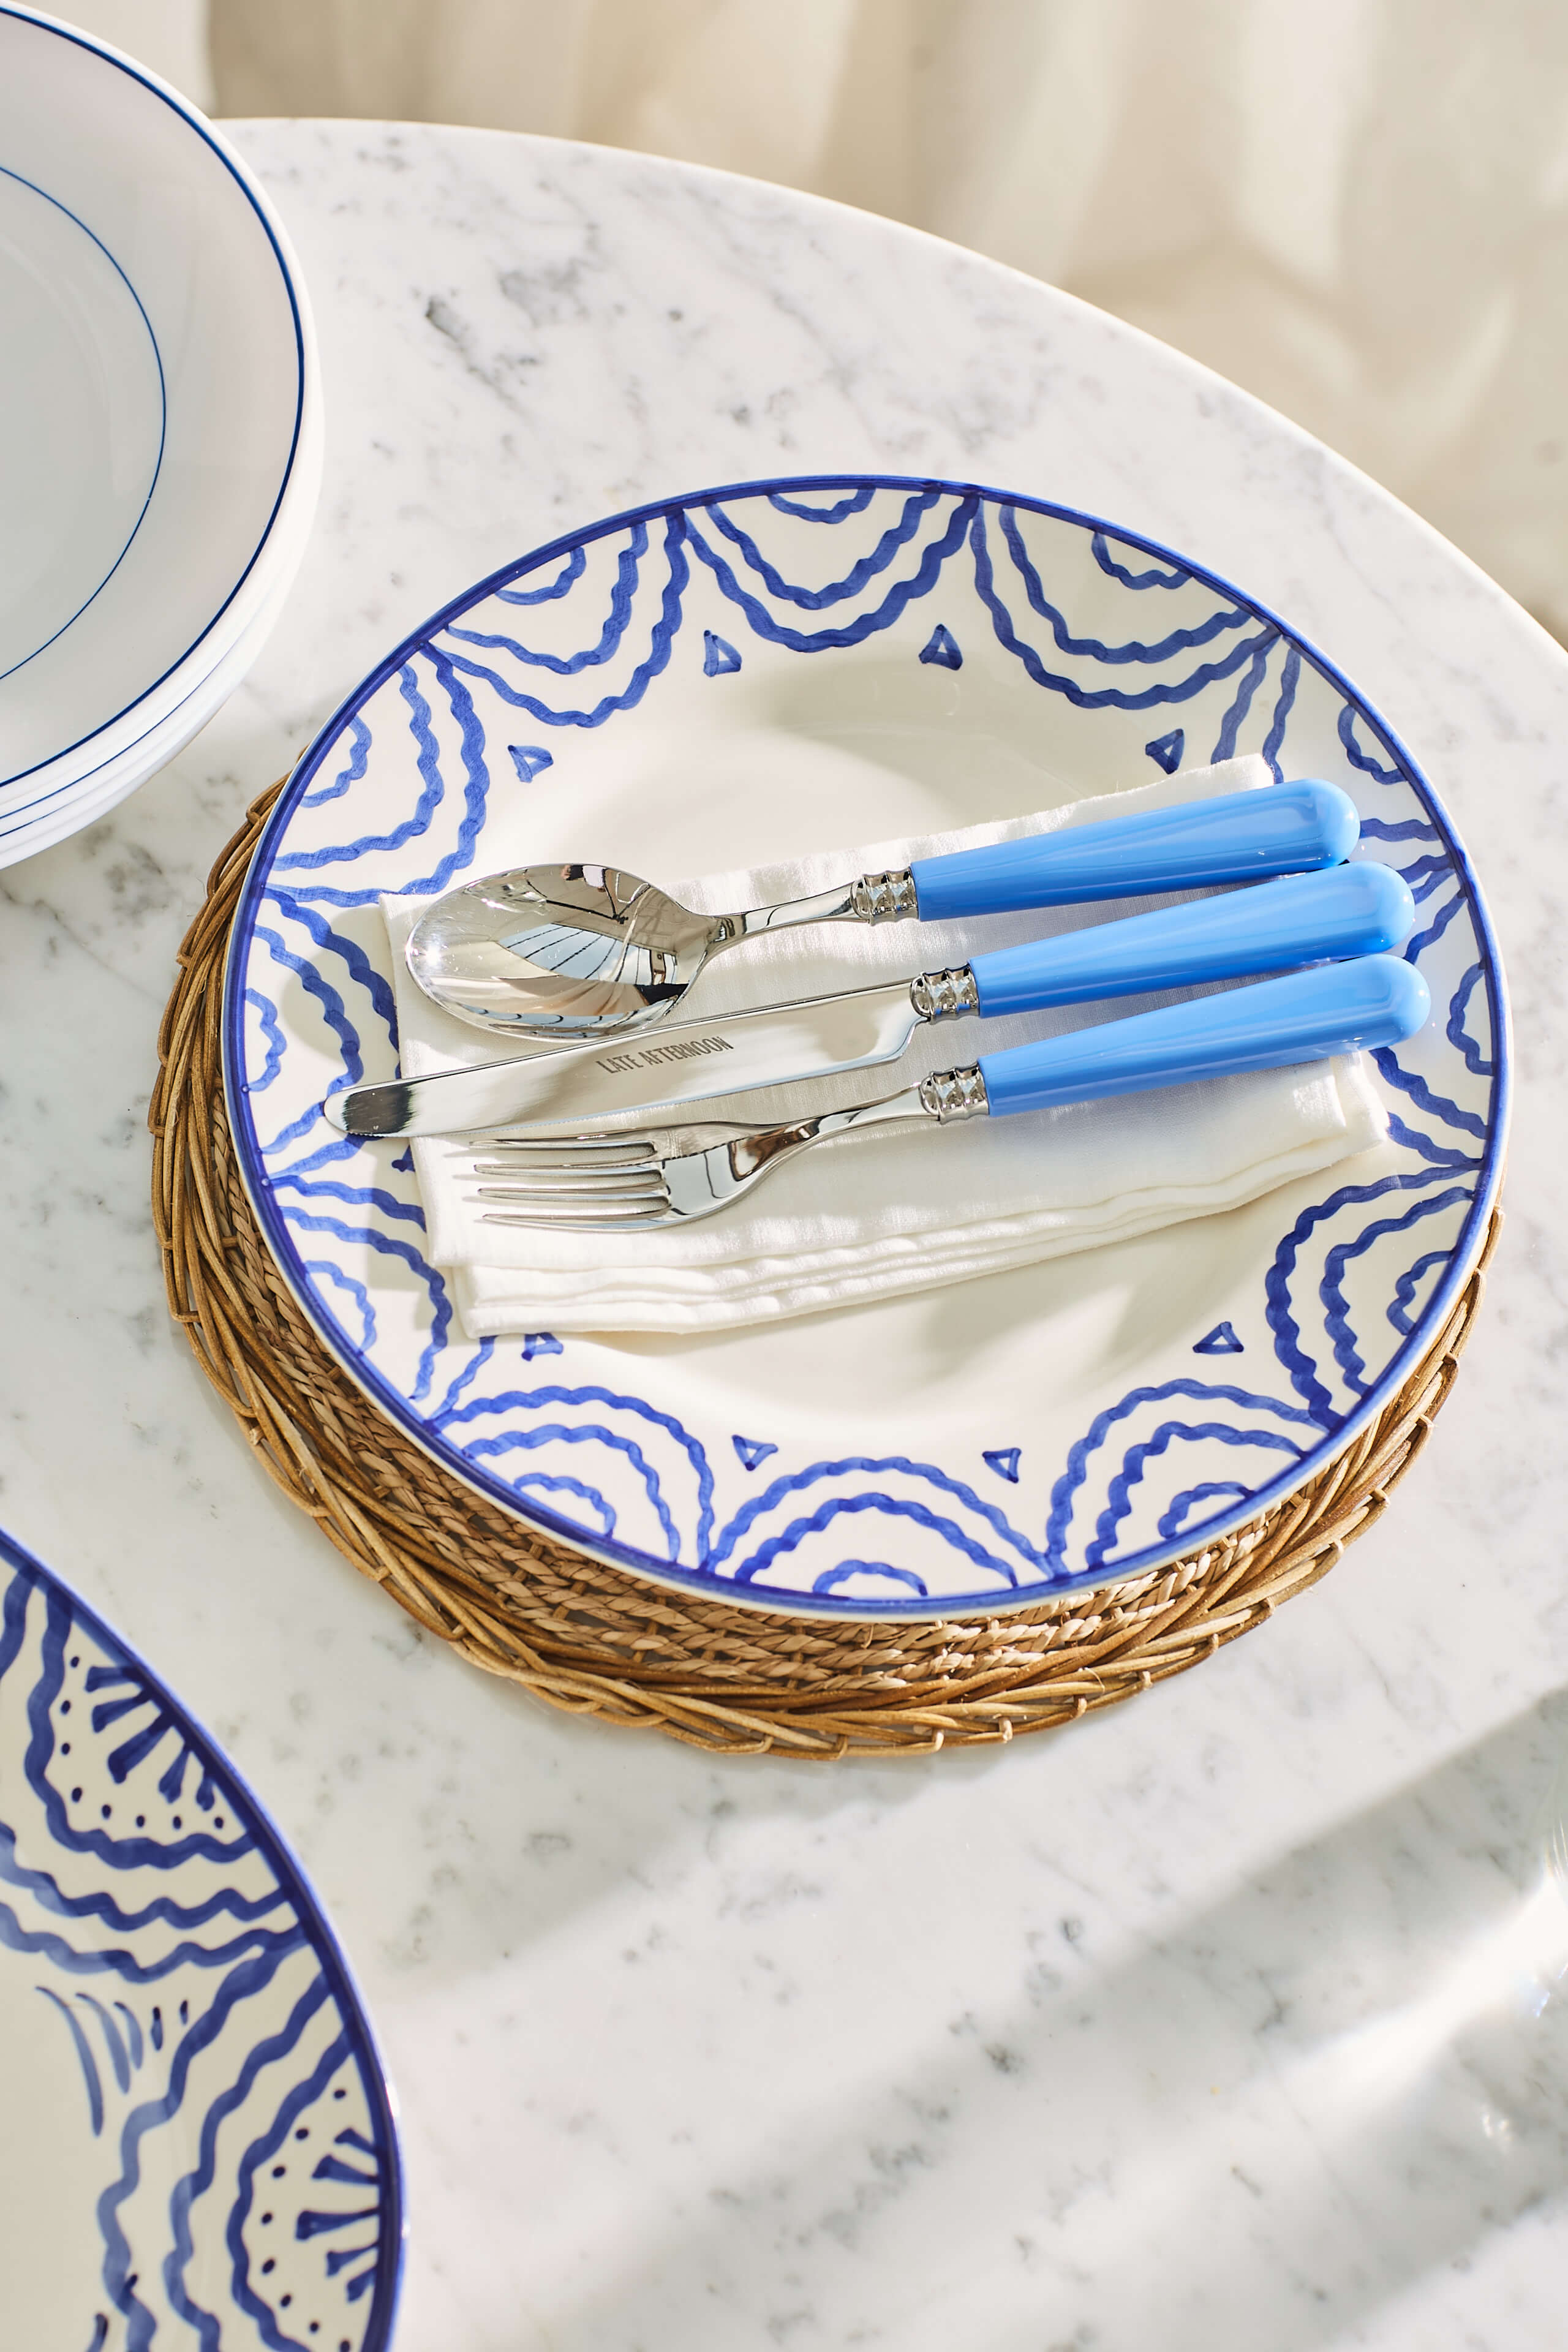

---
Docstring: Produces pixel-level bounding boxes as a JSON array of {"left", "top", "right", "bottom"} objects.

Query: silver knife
[{"left": 323, "top": 864, "right": 1412, "bottom": 1139}]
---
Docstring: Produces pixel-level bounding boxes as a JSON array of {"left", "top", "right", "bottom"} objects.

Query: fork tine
[
  {"left": 470, "top": 1134, "right": 658, "bottom": 1159},
  {"left": 480, "top": 1200, "right": 671, "bottom": 1228},
  {"left": 468, "top": 1152, "right": 658, "bottom": 1177},
  {"left": 467, "top": 1152, "right": 659, "bottom": 1180},
  {"left": 470, "top": 1172, "right": 668, "bottom": 1202}
]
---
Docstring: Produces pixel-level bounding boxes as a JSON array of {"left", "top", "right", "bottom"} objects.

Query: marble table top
[{"left": 4, "top": 118, "right": 1567, "bottom": 2350}]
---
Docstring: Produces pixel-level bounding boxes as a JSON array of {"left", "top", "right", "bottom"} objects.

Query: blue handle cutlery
[
  {"left": 334, "top": 857, "right": 1414, "bottom": 1140},
  {"left": 466, "top": 959, "right": 1430, "bottom": 1233},
  {"left": 903, "top": 775, "right": 1357, "bottom": 918},
  {"left": 323, "top": 777, "right": 1428, "bottom": 1226},
  {"left": 402, "top": 777, "right": 1361, "bottom": 1039}
]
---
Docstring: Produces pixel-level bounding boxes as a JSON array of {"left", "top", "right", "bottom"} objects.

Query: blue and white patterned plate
[
  {"left": 224, "top": 476, "right": 1507, "bottom": 1621},
  {"left": 0, "top": 1526, "right": 404, "bottom": 2349}
]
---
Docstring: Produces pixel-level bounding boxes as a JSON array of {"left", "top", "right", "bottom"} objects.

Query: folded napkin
[{"left": 383, "top": 755, "right": 1387, "bottom": 1337}]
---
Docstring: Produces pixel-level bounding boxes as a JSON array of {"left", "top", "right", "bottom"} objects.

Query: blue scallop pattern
[
  {"left": 0, "top": 1529, "right": 401, "bottom": 2348},
  {"left": 704, "top": 485, "right": 939, "bottom": 607},
  {"left": 225, "top": 477, "right": 1506, "bottom": 1616}
]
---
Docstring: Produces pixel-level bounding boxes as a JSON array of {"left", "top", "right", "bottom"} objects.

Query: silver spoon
[{"left": 402, "top": 778, "right": 1359, "bottom": 1042}]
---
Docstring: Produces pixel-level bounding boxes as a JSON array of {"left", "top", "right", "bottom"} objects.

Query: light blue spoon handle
[
  {"left": 977, "top": 954, "right": 1428, "bottom": 1116},
  {"left": 968, "top": 862, "right": 1415, "bottom": 1017},
  {"left": 909, "top": 780, "right": 1359, "bottom": 921}
]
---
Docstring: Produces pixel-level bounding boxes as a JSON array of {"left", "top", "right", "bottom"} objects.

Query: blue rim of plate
[
  {"left": 0, "top": 161, "right": 167, "bottom": 692},
  {"left": 0, "top": 5, "right": 309, "bottom": 789},
  {"left": 0, "top": 1520, "right": 405, "bottom": 2346},
  {"left": 222, "top": 471, "right": 1509, "bottom": 1620}
]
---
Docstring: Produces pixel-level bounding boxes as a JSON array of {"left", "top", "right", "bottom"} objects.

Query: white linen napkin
[{"left": 383, "top": 755, "right": 1387, "bottom": 1336}]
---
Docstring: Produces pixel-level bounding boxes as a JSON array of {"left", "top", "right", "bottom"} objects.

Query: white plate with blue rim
[
  {"left": 0, "top": 5, "right": 320, "bottom": 864},
  {"left": 0, "top": 1524, "right": 403, "bottom": 2350},
  {"left": 222, "top": 475, "right": 1507, "bottom": 1622}
]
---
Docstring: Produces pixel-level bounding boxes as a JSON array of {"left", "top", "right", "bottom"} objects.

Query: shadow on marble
[
  {"left": 521, "top": 1691, "right": 1568, "bottom": 2351},
  {"left": 342, "top": 1639, "right": 996, "bottom": 1983}
]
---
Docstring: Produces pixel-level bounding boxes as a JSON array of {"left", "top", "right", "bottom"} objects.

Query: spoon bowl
[{"left": 406, "top": 864, "right": 719, "bottom": 1035}]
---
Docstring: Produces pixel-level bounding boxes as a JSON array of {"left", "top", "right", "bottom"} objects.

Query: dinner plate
[
  {"left": 223, "top": 475, "right": 1507, "bottom": 1621},
  {"left": 0, "top": 1525, "right": 403, "bottom": 2348},
  {"left": 0, "top": 7, "right": 320, "bottom": 824}
]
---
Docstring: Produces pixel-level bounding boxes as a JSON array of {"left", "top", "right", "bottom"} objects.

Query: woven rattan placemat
[{"left": 149, "top": 785, "right": 1497, "bottom": 1757}]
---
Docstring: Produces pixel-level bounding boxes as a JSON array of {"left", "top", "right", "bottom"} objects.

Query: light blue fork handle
[
  {"left": 908, "top": 780, "right": 1359, "bottom": 921},
  {"left": 977, "top": 954, "right": 1428, "bottom": 1116},
  {"left": 968, "top": 862, "right": 1415, "bottom": 1017}
]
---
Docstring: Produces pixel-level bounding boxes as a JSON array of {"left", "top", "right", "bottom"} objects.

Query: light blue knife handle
[
  {"left": 968, "top": 862, "right": 1415, "bottom": 1017},
  {"left": 908, "top": 780, "right": 1359, "bottom": 920},
  {"left": 977, "top": 954, "right": 1429, "bottom": 1116}
]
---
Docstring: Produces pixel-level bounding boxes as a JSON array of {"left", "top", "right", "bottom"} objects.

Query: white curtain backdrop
[
  {"left": 70, "top": 0, "right": 1568, "bottom": 640},
  {"left": 55, "top": 0, "right": 213, "bottom": 104}
]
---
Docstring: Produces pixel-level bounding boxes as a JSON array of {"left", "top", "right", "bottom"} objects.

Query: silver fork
[
  {"left": 466, "top": 1068, "right": 972, "bottom": 1231},
  {"left": 458, "top": 957, "right": 1431, "bottom": 1232}
]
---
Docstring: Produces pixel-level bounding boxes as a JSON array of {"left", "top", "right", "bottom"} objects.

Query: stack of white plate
[{"left": 0, "top": 6, "right": 320, "bottom": 869}]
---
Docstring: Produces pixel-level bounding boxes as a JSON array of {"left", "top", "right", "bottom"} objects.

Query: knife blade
[
  {"left": 323, "top": 862, "right": 1414, "bottom": 1140},
  {"left": 331, "top": 976, "right": 922, "bottom": 1138}
]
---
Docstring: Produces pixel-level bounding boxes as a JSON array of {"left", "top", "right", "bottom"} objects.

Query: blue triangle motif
[
  {"left": 732, "top": 1433, "right": 777, "bottom": 1471},
  {"left": 519, "top": 1332, "right": 563, "bottom": 1360},
  {"left": 1145, "top": 728, "right": 1185, "bottom": 774},
  {"left": 703, "top": 630, "right": 742, "bottom": 676},
  {"left": 919, "top": 624, "right": 963, "bottom": 670},
  {"left": 508, "top": 744, "right": 554, "bottom": 782},
  {"left": 1193, "top": 1322, "right": 1243, "bottom": 1355},
  {"left": 982, "top": 1447, "right": 1022, "bottom": 1485}
]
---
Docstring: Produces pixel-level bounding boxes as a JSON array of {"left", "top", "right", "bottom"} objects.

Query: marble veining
[{"left": 0, "top": 119, "right": 1566, "bottom": 2348}]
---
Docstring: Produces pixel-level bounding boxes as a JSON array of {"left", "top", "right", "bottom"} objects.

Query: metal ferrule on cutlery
[{"left": 328, "top": 860, "right": 1415, "bottom": 1140}]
